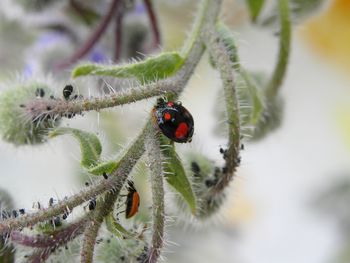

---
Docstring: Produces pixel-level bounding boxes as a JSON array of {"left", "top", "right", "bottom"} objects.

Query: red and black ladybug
[{"left": 152, "top": 98, "right": 194, "bottom": 143}]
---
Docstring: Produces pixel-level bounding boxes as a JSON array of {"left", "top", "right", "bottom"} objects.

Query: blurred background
[{"left": 1, "top": 0, "right": 350, "bottom": 262}]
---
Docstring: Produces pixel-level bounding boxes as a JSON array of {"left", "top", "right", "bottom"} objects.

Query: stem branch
[{"left": 265, "top": 0, "right": 291, "bottom": 98}]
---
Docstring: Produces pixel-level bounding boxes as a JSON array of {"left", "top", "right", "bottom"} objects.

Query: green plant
[{"left": 0, "top": 0, "right": 296, "bottom": 262}]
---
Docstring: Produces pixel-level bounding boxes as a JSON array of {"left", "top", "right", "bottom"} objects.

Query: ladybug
[
  {"left": 125, "top": 181, "right": 140, "bottom": 219},
  {"left": 152, "top": 98, "right": 194, "bottom": 143}
]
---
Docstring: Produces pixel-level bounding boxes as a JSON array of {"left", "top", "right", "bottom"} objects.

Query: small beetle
[
  {"left": 152, "top": 98, "right": 194, "bottom": 143},
  {"left": 125, "top": 181, "right": 140, "bottom": 219}
]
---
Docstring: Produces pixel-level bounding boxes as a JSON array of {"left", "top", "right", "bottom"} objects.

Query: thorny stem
[
  {"left": 265, "top": 0, "right": 291, "bottom": 98},
  {"left": 203, "top": 26, "right": 240, "bottom": 193},
  {"left": 55, "top": 0, "right": 121, "bottom": 70},
  {"left": 144, "top": 128, "right": 165, "bottom": 263},
  {"left": 80, "top": 191, "right": 122, "bottom": 263},
  {"left": 143, "top": 0, "right": 161, "bottom": 48}
]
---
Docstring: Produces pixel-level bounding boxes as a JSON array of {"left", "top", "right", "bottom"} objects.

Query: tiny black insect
[
  {"left": 35, "top": 88, "right": 45, "bottom": 98},
  {"left": 63, "top": 85, "right": 74, "bottom": 100},
  {"left": 12, "top": 210, "right": 18, "bottom": 218},
  {"left": 88, "top": 199, "right": 96, "bottom": 210},
  {"left": 191, "top": 162, "right": 201, "bottom": 177},
  {"left": 51, "top": 217, "right": 62, "bottom": 227}
]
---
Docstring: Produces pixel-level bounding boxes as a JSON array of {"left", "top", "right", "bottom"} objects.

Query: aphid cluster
[{"left": 152, "top": 98, "right": 194, "bottom": 143}]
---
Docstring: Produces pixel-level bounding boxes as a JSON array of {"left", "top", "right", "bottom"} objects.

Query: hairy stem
[
  {"left": 80, "top": 191, "right": 122, "bottom": 263},
  {"left": 265, "top": 0, "right": 291, "bottom": 98},
  {"left": 204, "top": 26, "right": 240, "bottom": 193},
  {"left": 0, "top": 131, "right": 146, "bottom": 235},
  {"left": 11, "top": 216, "right": 89, "bottom": 248},
  {"left": 144, "top": 128, "right": 165, "bottom": 263},
  {"left": 19, "top": 217, "right": 89, "bottom": 262},
  {"left": 55, "top": 0, "right": 120, "bottom": 70},
  {"left": 27, "top": 81, "right": 173, "bottom": 121}
]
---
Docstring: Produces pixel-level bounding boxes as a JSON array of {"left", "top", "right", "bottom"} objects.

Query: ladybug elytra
[
  {"left": 152, "top": 98, "right": 194, "bottom": 143},
  {"left": 125, "top": 181, "right": 140, "bottom": 219}
]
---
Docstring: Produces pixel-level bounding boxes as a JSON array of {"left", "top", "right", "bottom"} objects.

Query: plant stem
[
  {"left": 113, "top": 6, "right": 124, "bottom": 62},
  {"left": 11, "top": 216, "right": 88, "bottom": 248},
  {"left": 144, "top": 128, "right": 165, "bottom": 263},
  {"left": 265, "top": 0, "right": 291, "bottom": 98},
  {"left": 80, "top": 191, "right": 122, "bottom": 263},
  {"left": 27, "top": 81, "right": 173, "bottom": 121},
  {"left": 143, "top": 0, "right": 161, "bottom": 48},
  {"left": 0, "top": 131, "right": 146, "bottom": 235},
  {"left": 19, "top": 217, "right": 89, "bottom": 262},
  {"left": 203, "top": 26, "right": 240, "bottom": 193},
  {"left": 55, "top": 0, "right": 121, "bottom": 70}
]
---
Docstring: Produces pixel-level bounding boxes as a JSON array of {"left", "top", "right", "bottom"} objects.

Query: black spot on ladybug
[
  {"left": 35, "top": 88, "right": 45, "bottom": 98},
  {"left": 63, "top": 85, "right": 74, "bottom": 100},
  {"left": 152, "top": 98, "right": 194, "bottom": 143}
]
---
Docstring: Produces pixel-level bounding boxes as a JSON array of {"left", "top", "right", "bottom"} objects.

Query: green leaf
[
  {"left": 72, "top": 52, "right": 184, "bottom": 84},
  {"left": 49, "top": 127, "right": 102, "bottom": 168},
  {"left": 87, "top": 160, "right": 119, "bottom": 175},
  {"left": 105, "top": 214, "right": 132, "bottom": 238},
  {"left": 246, "top": 0, "right": 265, "bottom": 22},
  {"left": 160, "top": 136, "right": 196, "bottom": 214}
]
